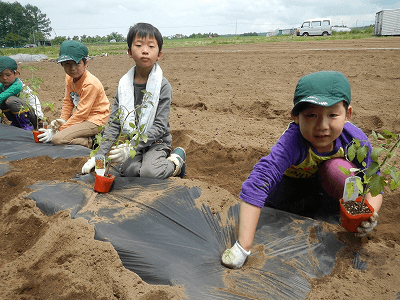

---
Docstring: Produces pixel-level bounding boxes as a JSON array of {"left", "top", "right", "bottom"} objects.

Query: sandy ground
[{"left": 1, "top": 37, "right": 400, "bottom": 299}]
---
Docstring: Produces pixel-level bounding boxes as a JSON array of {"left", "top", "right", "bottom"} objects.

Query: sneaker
[{"left": 168, "top": 147, "right": 186, "bottom": 178}]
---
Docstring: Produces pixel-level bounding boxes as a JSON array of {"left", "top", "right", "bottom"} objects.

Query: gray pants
[{"left": 121, "top": 143, "right": 175, "bottom": 179}]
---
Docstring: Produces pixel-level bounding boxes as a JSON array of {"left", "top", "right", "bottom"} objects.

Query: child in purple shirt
[{"left": 222, "top": 71, "right": 382, "bottom": 269}]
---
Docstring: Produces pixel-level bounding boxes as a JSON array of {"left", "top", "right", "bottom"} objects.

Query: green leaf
[
  {"left": 129, "top": 149, "right": 136, "bottom": 159},
  {"left": 371, "top": 147, "right": 384, "bottom": 163},
  {"left": 390, "top": 170, "right": 400, "bottom": 183},
  {"left": 377, "top": 133, "right": 385, "bottom": 139},
  {"left": 90, "top": 147, "right": 99, "bottom": 158},
  {"left": 382, "top": 129, "right": 394, "bottom": 138},
  {"left": 365, "top": 162, "right": 379, "bottom": 177},
  {"left": 390, "top": 178, "right": 400, "bottom": 190},
  {"left": 348, "top": 144, "right": 356, "bottom": 161},
  {"left": 355, "top": 177, "right": 364, "bottom": 195},
  {"left": 339, "top": 165, "right": 351, "bottom": 175},
  {"left": 369, "top": 174, "right": 386, "bottom": 196},
  {"left": 356, "top": 145, "right": 369, "bottom": 163}
]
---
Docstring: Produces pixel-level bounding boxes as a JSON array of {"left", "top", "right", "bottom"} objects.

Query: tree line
[
  {"left": 0, "top": 1, "right": 125, "bottom": 47},
  {"left": 0, "top": 1, "right": 260, "bottom": 48}
]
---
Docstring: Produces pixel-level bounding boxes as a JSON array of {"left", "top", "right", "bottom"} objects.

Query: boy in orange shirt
[{"left": 38, "top": 40, "right": 110, "bottom": 148}]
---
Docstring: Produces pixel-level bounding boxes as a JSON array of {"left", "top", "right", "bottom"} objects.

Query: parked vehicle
[
  {"left": 332, "top": 25, "right": 351, "bottom": 32},
  {"left": 23, "top": 44, "right": 37, "bottom": 48},
  {"left": 375, "top": 8, "right": 400, "bottom": 36},
  {"left": 296, "top": 18, "right": 332, "bottom": 36}
]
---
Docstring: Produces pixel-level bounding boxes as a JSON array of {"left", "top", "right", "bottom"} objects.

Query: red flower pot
[
  {"left": 33, "top": 130, "right": 41, "bottom": 143},
  {"left": 94, "top": 174, "right": 115, "bottom": 193},
  {"left": 339, "top": 196, "right": 374, "bottom": 233}
]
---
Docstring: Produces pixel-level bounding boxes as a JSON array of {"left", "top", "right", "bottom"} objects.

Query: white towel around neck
[{"left": 117, "top": 63, "right": 162, "bottom": 134}]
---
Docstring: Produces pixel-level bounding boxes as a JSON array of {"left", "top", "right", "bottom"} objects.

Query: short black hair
[
  {"left": 292, "top": 100, "right": 349, "bottom": 116},
  {"left": 127, "top": 23, "right": 163, "bottom": 53}
]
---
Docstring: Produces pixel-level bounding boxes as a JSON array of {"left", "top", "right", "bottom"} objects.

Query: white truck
[{"left": 296, "top": 18, "right": 332, "bottom": 36}]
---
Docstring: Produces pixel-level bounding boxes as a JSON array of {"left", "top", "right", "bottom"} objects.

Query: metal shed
[{"left": 374, "top": 8, "right": 400, "bottom": 36}]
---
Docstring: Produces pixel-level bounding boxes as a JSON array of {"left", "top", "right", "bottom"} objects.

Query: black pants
[{"left": 265, "top": 175, "right": 340, "bottom": 219}]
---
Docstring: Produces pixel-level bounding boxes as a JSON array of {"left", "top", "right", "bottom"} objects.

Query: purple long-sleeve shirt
[{"left": 240, "top": 122, "right": 372, "bottom": 208}]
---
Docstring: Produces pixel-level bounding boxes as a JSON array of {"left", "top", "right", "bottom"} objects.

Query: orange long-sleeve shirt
[{"left": 59, "top": 70, "right": 110, "bottom": 131}]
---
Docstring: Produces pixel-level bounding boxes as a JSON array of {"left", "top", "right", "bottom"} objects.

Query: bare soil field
[{"left": 1, "top": 37, "right": 400, "bottom": 299}]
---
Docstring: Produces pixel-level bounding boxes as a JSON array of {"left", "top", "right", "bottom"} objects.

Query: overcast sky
[{"left": 14, "top": 0, "right": 400, "bottom": 38}]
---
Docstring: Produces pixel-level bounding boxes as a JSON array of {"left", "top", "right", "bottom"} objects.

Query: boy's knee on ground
[
  {"left": 51, "top": 133, "right": 62, "bottom": 145},
  {"left": 139, "top": 161, "right": 173, "bottom": 179},
  {"left": 319, "top": 158, "right": 356, "bottom": 199},
  {"left": 4, "top": 96, "right": 22, "bottom": 112},
  {"left": 121, "top": 161, "right": 141, "bottom": 177}
]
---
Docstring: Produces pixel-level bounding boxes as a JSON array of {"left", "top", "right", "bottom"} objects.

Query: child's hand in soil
[
  {"left": 356, "top": 212, "right": 379, "bottom": 237},
  {"left": 221, "top": 241, "right": 251, "bottom": 269},
  {"left": 82, "top": 157, "right": 96, "bottom": 174}
]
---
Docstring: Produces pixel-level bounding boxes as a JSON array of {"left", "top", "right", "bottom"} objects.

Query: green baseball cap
[
  {"left": 292, "top": 71, "right": 351, "bottom": 114},
  {"left": 0, "top": 56, "right": 17, "bottom": 72},
  {"left": 58, "top": 40, "right": 88, "bottom": 64}
]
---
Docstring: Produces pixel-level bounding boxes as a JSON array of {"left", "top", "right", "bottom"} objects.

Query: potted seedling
[
  {"left": 19, "top": 97, "right": 54, "bottom": 142},
  {"left": 18, "top": 65, "right": 54, "bottom": 141},
  {"left": 92, "top": 154, "right": 115, "bottom": 193},
  {"left": 91, "top": 90, "right": 152, "bottom": 193},
  {"left": 339, "top": 130, "right": 400, "bottom": 232}
]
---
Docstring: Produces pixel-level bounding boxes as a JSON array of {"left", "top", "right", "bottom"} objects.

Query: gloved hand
[
  {"left": 221, "top": 241, "right": 251, "bottom": 269},
  {"left": 108, "top": 143, "right": 133, "bottom": 164},
  {"left": 50, "top": 118, "right": 66, "bottom": 130},
  {"left": 81, "top": 157, "right": 96, "bottom": 174},
  {"left": 38, "top": 128, "right": 57, "bottom": 143},
  {"left": 356, "top": 212, "right": 379, "bottom": 237}
]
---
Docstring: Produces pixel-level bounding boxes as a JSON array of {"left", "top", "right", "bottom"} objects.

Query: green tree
[
  {"left": 5, "top": 32, "right": 24, "bottom": 47},
  {"left": 0, "top": 1, "right": 52, "bottom": 47},
  {"left": 107, "top": 31, "right": 124, "bottom": 42},
  {"left": 24, "top": 4, "right": 52, "bottom": 41},
  {"left": 51, "top": 36, "right": 67, "bottom": 45}
]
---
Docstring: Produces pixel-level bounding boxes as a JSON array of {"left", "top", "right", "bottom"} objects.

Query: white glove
[
  {"left": 108, "top": 143, "right": 133, "bottom": 163},
  {"left": 50, "top": 118, "right": 66, "bottom": 130},
  {"left": 81, "top": 157, "right": 96, "bottom": 174},
  {"left": 356, "top": 212, "right": 379, "bottom": 237},
  {"left": 38, "top": 128, "right": 57, "bottom": 143},
  {"left": 221, "top": 241, "right": 251, "bottom": 269}
]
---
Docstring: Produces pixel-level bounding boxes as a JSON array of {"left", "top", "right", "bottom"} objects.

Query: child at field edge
[
  {"left": 221, "top": 71, "right": 382, "bottom": 269},
  {"left": 81, "top": 23, "right": 186, "bottom": 179},
  {"left": 0, "top": 56, "right": 44, "bottom": 130},
  {"left": 38, "top": 40, "right": 110, "bottom": 148}
]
